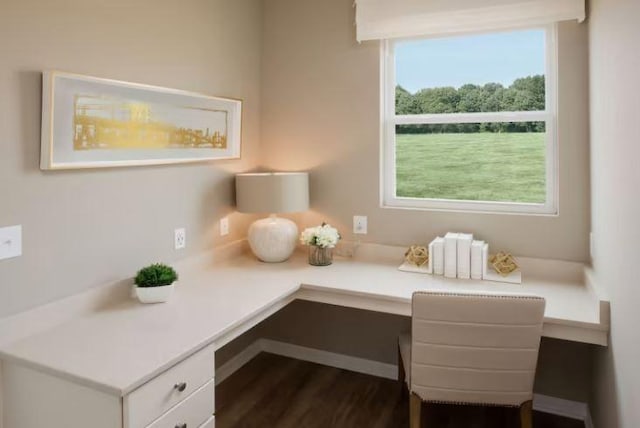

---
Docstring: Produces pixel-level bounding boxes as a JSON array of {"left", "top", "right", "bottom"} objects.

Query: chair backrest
[{"left": 410, "top": 291, "right": 546, "bottom": 407}]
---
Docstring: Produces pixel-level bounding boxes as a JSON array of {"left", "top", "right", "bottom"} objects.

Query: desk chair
[{"left": 398, "top": 291, "right": 546, "bottom": 428}]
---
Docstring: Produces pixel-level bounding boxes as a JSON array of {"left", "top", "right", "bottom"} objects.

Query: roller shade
[{"left": 355, "top": 0, "right": 586, "bottom": 41}]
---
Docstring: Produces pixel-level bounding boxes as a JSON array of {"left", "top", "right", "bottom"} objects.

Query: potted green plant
[{"left": 134, "top": 263, "right": 178, "bottom": 303}]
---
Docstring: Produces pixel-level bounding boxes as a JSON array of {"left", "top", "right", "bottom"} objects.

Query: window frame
[{"left": 380, "top": 24, "right": 559, "bottom": 215}]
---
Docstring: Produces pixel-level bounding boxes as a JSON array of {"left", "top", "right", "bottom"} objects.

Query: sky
[{"left": 396, "top": 29, "right": 546, "bottom": 93}]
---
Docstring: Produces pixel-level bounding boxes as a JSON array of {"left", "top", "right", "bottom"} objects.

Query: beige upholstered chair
[{"left": 398, "top": 291, "right": 546, "bottom": 428}]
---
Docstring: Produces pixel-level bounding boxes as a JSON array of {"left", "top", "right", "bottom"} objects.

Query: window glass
[
  {"left": 395, "top": 123, "right": 546, "bottom": 203},
  {"left": 384, "top": 27, "right": 556, "bottom": 213},
  {"left": 395, "top": 29, "right": 546, "bottom": 114}
]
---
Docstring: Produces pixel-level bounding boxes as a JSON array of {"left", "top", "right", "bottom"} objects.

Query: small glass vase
[{"left": 308, "top": 245, "right": 333, "bottom": 266}]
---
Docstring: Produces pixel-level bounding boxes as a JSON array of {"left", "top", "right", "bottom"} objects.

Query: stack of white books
[
  {"left": 427, "top": 232, "right": 521, "bottom": 283},
  {"left": 456, "top": 233, "right": 473, "bottom": 279},
  {"left": 444, "top": 232, "right": 459, "bottom": 278},
  {"left": 404, "top": 233, "right": 522, "bottom": 284},
  {"left": 428, "top": 237, "right": 444, "bottom": 275},
  {"left": 471, "top": 240, "right": 486, "bottom": 280}
]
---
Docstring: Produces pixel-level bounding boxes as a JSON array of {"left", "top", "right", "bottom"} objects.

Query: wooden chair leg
[
  {"left": 397, "top": 344, "right": 405, "bottom": 383},
  {"left": 410, "top": 393, "right": 422, "bottom": 428},
  {"left": 519, "top": 400, "right": 533, "bottom": 428}
]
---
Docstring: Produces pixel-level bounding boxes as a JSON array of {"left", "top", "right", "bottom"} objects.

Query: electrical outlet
[
  {"left": 353, "top": 216, "right": 368, "bottom": 235},
  {"left": 174, "top": 228, "right": 186, "bottom": 250},
  {"left": 0, "top": 225, "right": 22, "bottom": 261},
  {"left": 220, "top": 217, "right": 229, "bottom": 236}
]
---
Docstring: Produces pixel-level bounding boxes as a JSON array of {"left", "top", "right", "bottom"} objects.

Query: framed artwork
[{"left": 40, "top": 71, "right": 242, "bottom": 170}]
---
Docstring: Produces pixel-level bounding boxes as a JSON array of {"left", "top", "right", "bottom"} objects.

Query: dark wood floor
[{"left": 216, "top": 353, "right": 585, "bottom": 428}]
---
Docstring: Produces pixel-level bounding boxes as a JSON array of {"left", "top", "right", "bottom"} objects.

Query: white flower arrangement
[{"left": 300, "top": 222, "right": 341, "bottom": 248}]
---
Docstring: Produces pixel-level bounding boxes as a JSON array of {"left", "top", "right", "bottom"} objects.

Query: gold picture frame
[{"left": 41, "top": 71, "right": 242, "bottom": 170}]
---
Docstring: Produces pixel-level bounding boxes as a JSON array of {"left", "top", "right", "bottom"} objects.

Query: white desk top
[{"left": 0, "top": 244, "right": 609, "bottom": 397}]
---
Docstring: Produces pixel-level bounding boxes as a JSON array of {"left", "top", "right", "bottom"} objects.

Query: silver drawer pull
[
  {"left": 174, "top": 382, "right": 187, "bottom": 392},
  {"left": 175, "top": 424, "right": 187, "bottom": 428}
]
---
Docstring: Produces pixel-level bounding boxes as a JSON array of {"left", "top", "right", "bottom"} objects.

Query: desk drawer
[
  {"left": 125, "top": 345, "right": 215, "bottom": 428},
  {"left": 147, "top": 379, "right": 215, "bottom": 428}
]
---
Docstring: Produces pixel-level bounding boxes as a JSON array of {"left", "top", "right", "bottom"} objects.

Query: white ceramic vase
[
  {"left": 248, "top": 215, "right": 298, "bottom": 263},
  {"left": 136, "top": 283, "right": 175, "bottom": 304}
]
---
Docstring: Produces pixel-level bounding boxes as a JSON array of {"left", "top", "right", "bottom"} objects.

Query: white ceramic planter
[{"left": 135, "top": 283, "right": 175, "bottom": 304}]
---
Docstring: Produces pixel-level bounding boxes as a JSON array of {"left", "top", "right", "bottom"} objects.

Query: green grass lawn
[{"left": 396, "top": 133, "right": 546, "bottom": 203}]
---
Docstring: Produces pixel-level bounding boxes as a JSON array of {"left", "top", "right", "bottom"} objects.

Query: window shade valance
[{"left": 355, "top": 0, "right": 585, "bottom": 42}]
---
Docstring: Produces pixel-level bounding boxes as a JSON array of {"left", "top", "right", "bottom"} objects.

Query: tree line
[{"left": 396, "top": 75, "right": 545, "bottom": 134}]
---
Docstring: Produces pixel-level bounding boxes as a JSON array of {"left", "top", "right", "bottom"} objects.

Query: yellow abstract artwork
[
  {"left": 73, "top": 95, "right": 228, "bottom": 151},
  {"left": 41, "top": 71, "right": 242, "bottom": 169}
]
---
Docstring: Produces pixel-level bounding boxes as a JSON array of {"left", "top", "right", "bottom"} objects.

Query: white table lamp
[{"left": 235, "top": 172, "right": 309, "bottom": 263}]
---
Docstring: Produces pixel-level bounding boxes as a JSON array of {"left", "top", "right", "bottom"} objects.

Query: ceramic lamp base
[{"left": 248, "top": 215, "right": 298, "bottom": 263}]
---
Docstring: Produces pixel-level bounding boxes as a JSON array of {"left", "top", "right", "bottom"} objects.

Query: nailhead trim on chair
[{"left": 421, "top": 399, "right": 521, "bottom": 408}]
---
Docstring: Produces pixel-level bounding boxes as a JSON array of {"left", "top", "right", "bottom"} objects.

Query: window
[{"left": 382, "top": 26, "right": 558, "bottom": 214}]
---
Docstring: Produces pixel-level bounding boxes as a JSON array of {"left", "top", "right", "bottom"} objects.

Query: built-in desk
[{"left": 0, "top": 242, "right": 609, "bottom": 428}]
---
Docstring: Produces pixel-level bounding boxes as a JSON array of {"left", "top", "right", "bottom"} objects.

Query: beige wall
[
  {"left": 261, "top": 0, "right": 591, "bottom": 262},
  {"left": 0, "top": 0, "right": 262, "bottom": 318},
  {"left": 589, "top": 0, "right": 640, "bottom": 426}
]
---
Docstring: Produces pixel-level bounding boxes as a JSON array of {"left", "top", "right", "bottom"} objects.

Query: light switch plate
[
  {"left": 174, "top": 228, "right": 186, "bottom": 250},
  {"left": 220, "top": 217, "right": 229, "bottom": 236},
  {"left": 0, "top": 225, "right": 22, "bottom": 261},
  {"left": 353, "top": 216, "right": 367, "bottom": 235}
]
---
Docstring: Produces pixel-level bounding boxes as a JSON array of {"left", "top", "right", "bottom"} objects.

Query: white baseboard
[
  {"left": 533, "top": 393, "right": 593, "bottom": 426},
  {"left": 215, "top": 340, "right": 263, "bottom": 385},
  {"left": 216, "top": 338, "right": 397, "bottom": 385},
  {"left": 260, "top": 339, "right": 398, "bottom": 380},
  {"left": 216, "top": 339, "right": 592, "bottom": 426},
  {"left": 584, "top": 411, "right": 594, "bottom": 428}
]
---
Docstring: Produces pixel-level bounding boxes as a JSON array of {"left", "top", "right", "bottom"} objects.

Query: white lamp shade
[{"left": 235, "top": 172, "right": 309, "bottom": 214}]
